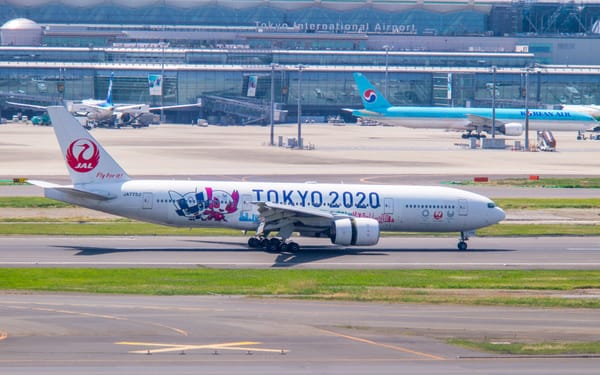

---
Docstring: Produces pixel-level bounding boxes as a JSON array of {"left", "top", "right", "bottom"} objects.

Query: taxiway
[{"left": 1, "top": 293, "right": 599, "bottom": 375}]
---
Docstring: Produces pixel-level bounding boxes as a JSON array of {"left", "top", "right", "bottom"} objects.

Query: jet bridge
[{"left": 202, "top": 95, "right": 286, "bottom": 125}]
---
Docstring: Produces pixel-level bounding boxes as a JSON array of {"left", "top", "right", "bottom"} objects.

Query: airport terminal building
[{"left": 1, "top": 0, "right": 600, "bottom": 124}]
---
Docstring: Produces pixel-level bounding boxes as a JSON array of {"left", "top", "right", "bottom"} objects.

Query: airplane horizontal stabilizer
[{"left": 28, "top": 180, "right": 115, "bottom": 201}]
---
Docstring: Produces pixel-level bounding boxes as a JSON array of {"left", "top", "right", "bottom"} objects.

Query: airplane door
[
  {"left": 142, "top": 192, "right": 153, "bottom": 209},
  {"left": 383, "top": 198, "right": 394, "bottom": 230},
  {"left": 240, "top": 194, "right": 254, "bottom": 221},
  {"left": 458, "top": 199, "right": 468, "bottom": 216},
  {"left": 384, "top": 198, "right": 394, "bottom": 214}
]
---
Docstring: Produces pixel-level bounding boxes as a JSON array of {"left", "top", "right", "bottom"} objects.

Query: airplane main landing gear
[
  {"left": 247, "top": 236, "right": 300, "bottom": 253},
  {"left": 247, "top": 236, "right": 262, "bottom": 248},
  {"left": 461, "top": 131, "right": 486, "bottom": 139},
  {"left": 458, "top": 231, "right": 469, "bottom": 251}
]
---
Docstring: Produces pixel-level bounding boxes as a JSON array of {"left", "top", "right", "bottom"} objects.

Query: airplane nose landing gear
[{"left": 458, "top": 231, "right": 469, "bottom": 250}]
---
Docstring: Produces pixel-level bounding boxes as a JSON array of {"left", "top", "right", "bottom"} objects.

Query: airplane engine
[
  {"left": 330, "top": 218, "right": 380, "bottom": 246},
  {"left": 500, "top": 122, "right": 523, "bottom": 136}
]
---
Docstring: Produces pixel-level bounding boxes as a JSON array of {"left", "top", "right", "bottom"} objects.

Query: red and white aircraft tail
[{"left": 45, "top": 106, "right": 130, "bottom": 185}]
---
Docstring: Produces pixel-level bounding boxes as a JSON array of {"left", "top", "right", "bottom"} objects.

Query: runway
[
  {"left": 3, "top": 121, "right": 600, "bottom": 374},
  {"left": 2, "top": 235, "right": 600, "bottom": 269},
  {"left": 1, "top": 293, "right": 599, "bottom": 375}
]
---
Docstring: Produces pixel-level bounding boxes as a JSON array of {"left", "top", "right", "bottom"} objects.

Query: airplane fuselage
[
  {"left": 355, "top": 107, "right": 596, "bottom": 132},
  {"left": 46, "top": 180, "right": 504, "bottom": 234}
]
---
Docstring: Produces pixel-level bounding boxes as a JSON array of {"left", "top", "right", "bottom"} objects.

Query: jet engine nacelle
[
  {"left": 330, "top": 217, "right": 380, "bottom": 246},
  {"left": 500, "top": 122, "right": 524, "bottom": 136}
]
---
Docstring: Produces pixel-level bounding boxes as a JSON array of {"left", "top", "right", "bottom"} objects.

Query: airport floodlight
[
  {"left": 492, "top": 65, "right": 496, "bottom": 139},
  {"left": 297, "top": 65, "right": 305, "bottom": 149},
  {"left": 383, "top": 45, "right": 392, "bottom": 98},
  {"left": 269, "top": 63, "right": 281, "bottom": 146}
]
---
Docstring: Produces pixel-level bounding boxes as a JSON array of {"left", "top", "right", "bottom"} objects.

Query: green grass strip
[
  {"left": 0, "top": 197, "right": 72, "bottom": 208},
  {"left": 460, "top": 177, "right": 600, "bottom": 189},
  {"left": 449, "top": 339, "right": 600, "bottom": 355},
  {"left": 0, "top": 269, "right": 599, "bottom": 308},
  {"left": 478, "top": 224, "right": 600, "bottom": 237},
  {"left": 494, "top": 198, "right": 600, "bottom": 209}
]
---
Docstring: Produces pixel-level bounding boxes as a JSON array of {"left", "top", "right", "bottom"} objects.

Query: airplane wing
[
  {"left": 257, "top": 201, "right": 336, "bottom": 220},
  {"left": 466, "top": 114, "right": 503, "bottom": 127},
  {"left": 28, "top": 180, "right": 117, "bottom": 201},
  {"left": 5, "top": 101, "right": 48, "bottom": 111},
  {"left": 114, "top": 104, "right": 149, "bottom": 112},
  {"left": 255, "top": 201, "right": 349, "bottom": 236},
  {"left": 342, "top": 108, "right": 384, "bottom": 116},
  {"left": 466, "top": 114, "right": 508, "bottom": 133},
  {"left": 148, "top": 103, "right": 202, "bottom": 111}
]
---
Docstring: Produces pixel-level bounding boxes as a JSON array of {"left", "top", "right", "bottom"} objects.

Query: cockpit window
[{"left": 487, "top": 202, "right": 496, "bottom": 208}]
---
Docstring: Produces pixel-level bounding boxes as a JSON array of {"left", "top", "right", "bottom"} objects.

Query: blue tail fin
[
  {"left": 105, "top": 72, "right": 114, "bottom": 105},
  {"left": 353, "top": 72, "right": 392, "bottom": 111}
]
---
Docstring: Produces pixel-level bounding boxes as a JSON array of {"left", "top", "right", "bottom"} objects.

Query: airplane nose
[{"left": 494, "top": 207, "right": 506, "bottom": 223}]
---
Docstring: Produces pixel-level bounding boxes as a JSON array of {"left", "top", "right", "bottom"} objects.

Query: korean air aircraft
[
  {"left": 349, "top": 73, "right": 597, "bottom": 138},
  {"left": 31, "top": 106, "right": 505, "bottom": 251}
]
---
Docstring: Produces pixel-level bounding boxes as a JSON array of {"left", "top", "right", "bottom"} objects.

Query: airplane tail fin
[
  {"left": 46, "top": 106, "right": 130, "bottom": 185},
  {"left": 105, "top": 72, "right": 114, "bottom": 105},
  {"left": 353, "top": 72, "right": 392, "bottom": 111}
]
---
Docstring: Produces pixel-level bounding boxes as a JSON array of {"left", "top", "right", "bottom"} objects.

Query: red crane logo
[{"left": 66, "top": 138, "right": 100, "bottom": 172}]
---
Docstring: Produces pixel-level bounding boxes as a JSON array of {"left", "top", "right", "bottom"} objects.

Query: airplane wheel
[
  {"left": 287, "top": 242, "right": 300, "bottom": 253},
  {"left": 266, "top": 238, "right": 281, "bottom": 253},
  {"left": 248, "top": 237, "right": 261, "bottom": 248},
  {"left": 458, "top": 241, "right": 468, "bottom": 251}
]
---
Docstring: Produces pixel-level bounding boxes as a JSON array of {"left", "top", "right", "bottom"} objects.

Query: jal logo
[
  {"left": 433, "top": 211, "right": 444, "bottom": 220},
  {"left": 66, "top": 138, "right": 100, "bottom": 172},
  {"left": 363, "top": 89, "right": 377, "bottom": 103}
]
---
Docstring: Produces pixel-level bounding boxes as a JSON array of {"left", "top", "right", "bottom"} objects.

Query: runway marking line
[
  {"left": 317, "top": 328, "right": 445, "bottom": 360},
  {"left": 7, "top": 305, "right": 188, "bottom": 337},
  {"left": 116, "top": 341, "right": 288, "bottom": 354}
]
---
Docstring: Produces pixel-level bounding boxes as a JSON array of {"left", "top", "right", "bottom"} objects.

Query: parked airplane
[
  {"left": 8, "top": 73, "right": 199, "bottom": 127},
  {"left": 68, "top": 73, "right": 199, "bottom": 127},
  {"left": 31, "top": 106, "right": 505, "bottom": 251},
  {"left": 348, "top": 73, "right": 597, "bottom": 138}
]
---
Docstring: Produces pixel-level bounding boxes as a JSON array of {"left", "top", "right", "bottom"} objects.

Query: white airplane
[
  {"left": 65, "top": 72, "right": 149, "bottom": 126},
  {"left": 8, "top": 73, "right": 199, "bottom": 127},
  {"left": 67, "top": 73, "right": 199, "bottom": 127},
  {"left": 31, "top": 106, "right": 506, "bottom": 251},
  {"left": 348, "top": 73, "right": 598, "bottom": 138}
]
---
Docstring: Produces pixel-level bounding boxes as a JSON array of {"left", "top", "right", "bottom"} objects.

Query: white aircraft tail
[{"left": 46, "top": 106, "right": 130, "bottom": 185}]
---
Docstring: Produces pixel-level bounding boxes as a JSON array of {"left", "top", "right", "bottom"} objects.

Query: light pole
[
  {"left": 160, "top": 41, "right": 166, "bottom": 123},
  {"left": 297, "top": 65, "right": 304, "bottom": 149},
  {"left": 491, "top": 65, "right": 496, "bottom": 139},
  {"left": 269, "top": 63, "right": 277, "bottom": 146},
  {"left": 383, "top": 45, "right": 391, "bottom": 98},
  {"left": 524, "top": 67, "right": 530, "bottom": 151}
]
